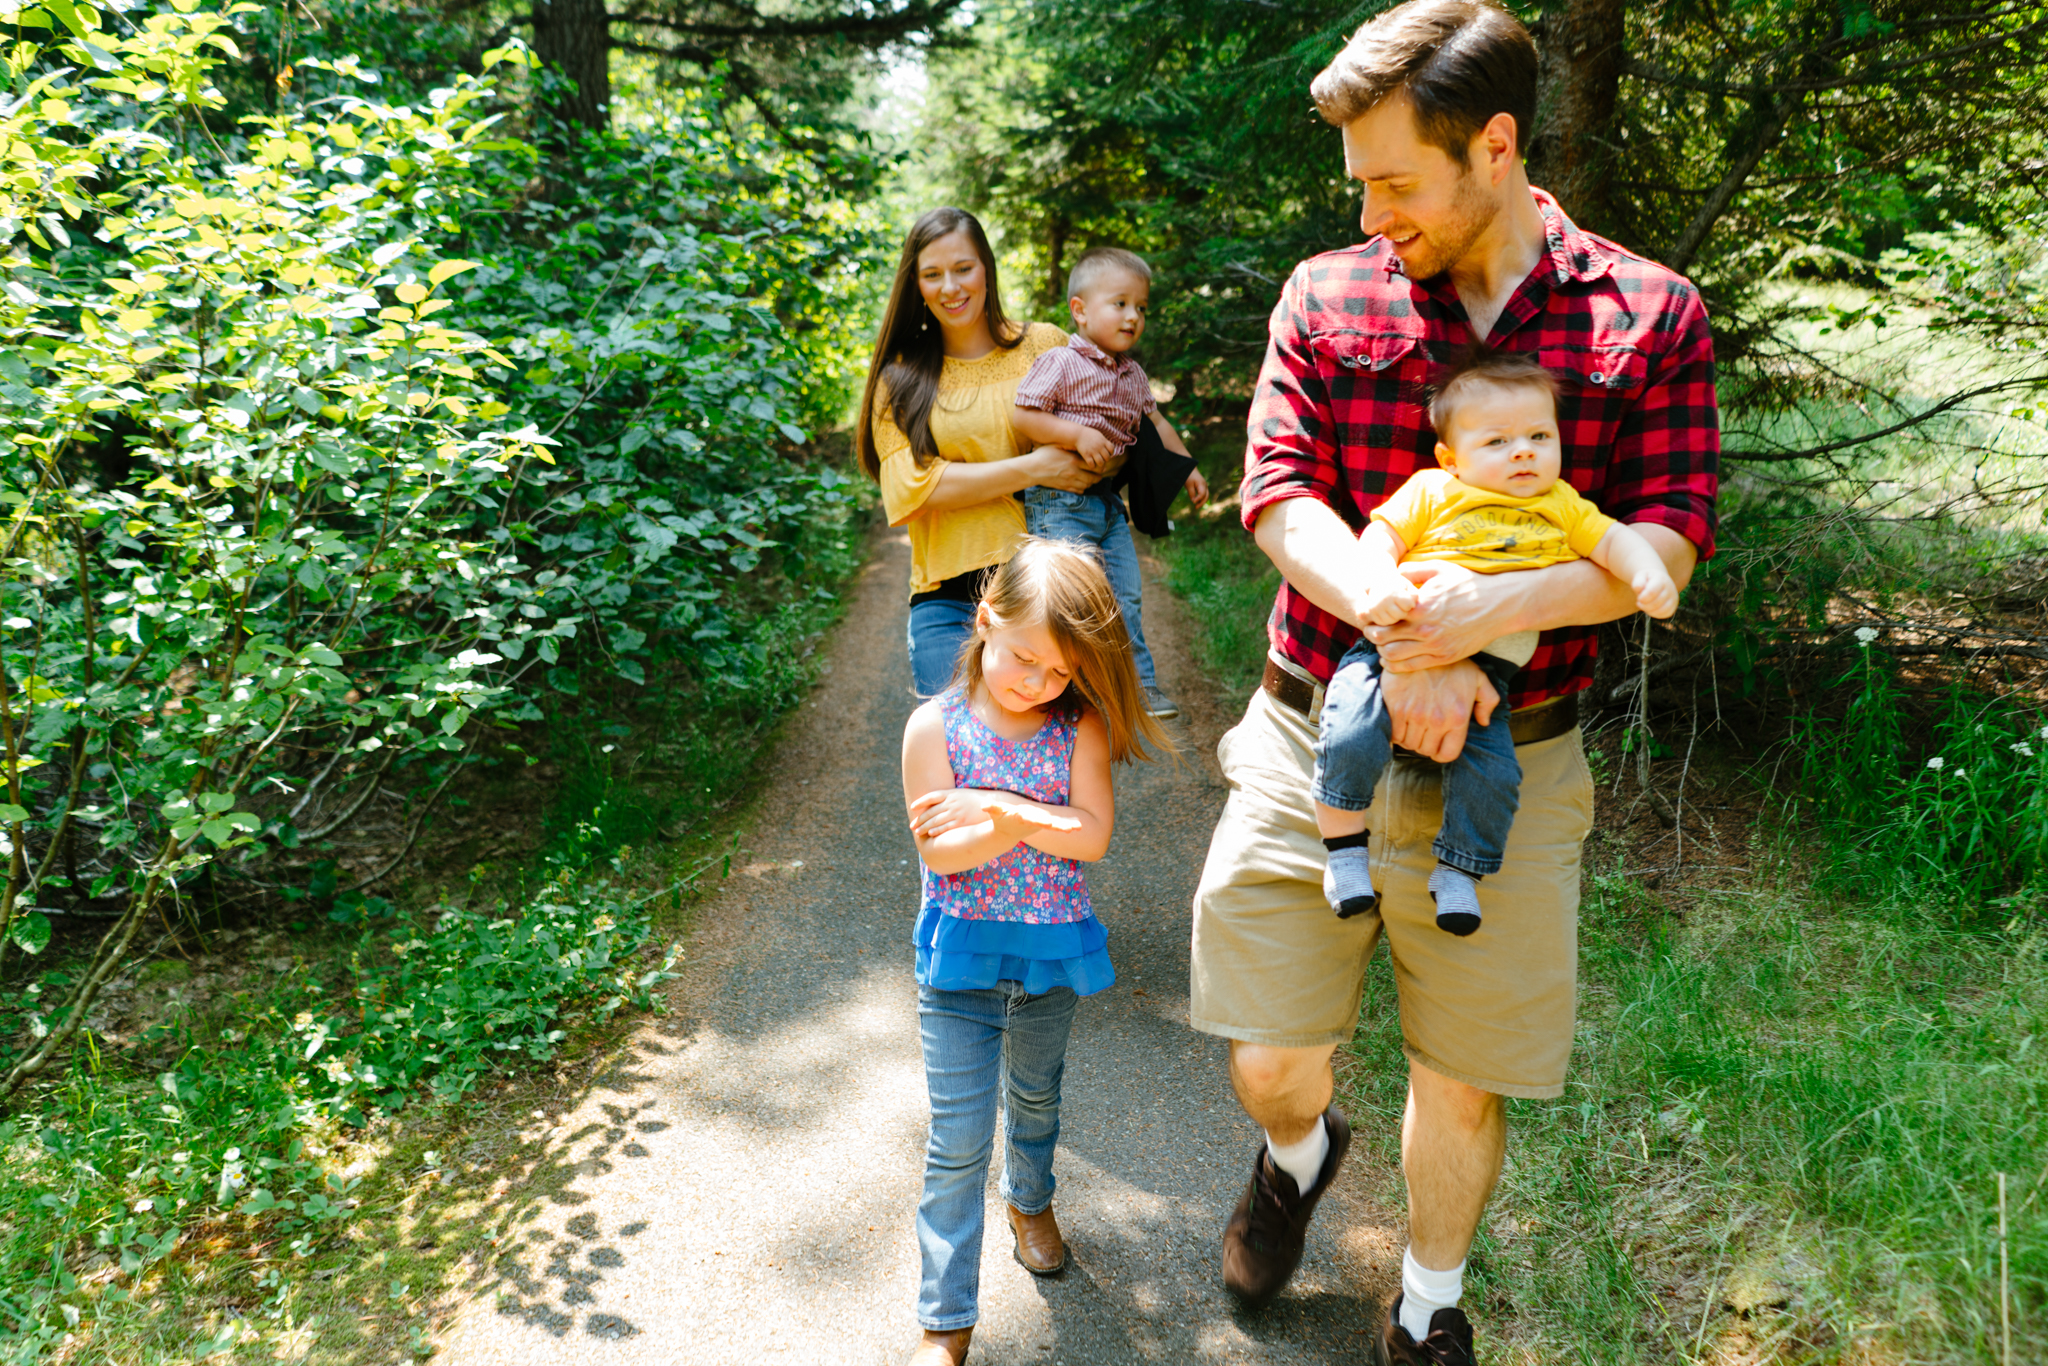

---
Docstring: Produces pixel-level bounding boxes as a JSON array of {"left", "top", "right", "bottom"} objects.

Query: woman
[{"left": 857, "top": 207, "right": 1098, "bottom": 698}]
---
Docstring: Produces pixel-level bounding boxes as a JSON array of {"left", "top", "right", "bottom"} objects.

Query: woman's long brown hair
[
  {"left": 856, "top": 207, "right": 1022, "bottom": 481},
  {"left": 951, "top": 538, "right": 1174, "bottom": 766}
]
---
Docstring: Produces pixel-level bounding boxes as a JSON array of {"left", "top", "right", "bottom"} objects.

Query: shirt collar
[
  {"left": 1380, "top": 187, "right": 1614, "bottom": 288},
  {"left": 1067, "top": 332, "right": 1132, "bottom": 368}
]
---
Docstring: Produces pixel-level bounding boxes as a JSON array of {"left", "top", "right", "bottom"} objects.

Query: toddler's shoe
[{"left": 1143, "top": 686, "right": 1180, "bottom": 719}]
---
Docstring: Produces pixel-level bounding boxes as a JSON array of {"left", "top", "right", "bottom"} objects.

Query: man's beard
[{"left": 1402, "top": 168, "right": 1499, "bottom": 282}]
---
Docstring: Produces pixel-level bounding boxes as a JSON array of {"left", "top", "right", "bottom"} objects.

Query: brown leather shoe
[
  {"left": 905, "top": 1326, "right": 972, "bottom": 1366},
  {"left": 1372, "top": 1295, "right": 1475, "bottom": 1365},
  {"left": 1221, "top": 1105, "right": 1352, "bottom": 1308},
  {"left": 1006, "top": 1202, "right": 1069, "bottom": 1276}
]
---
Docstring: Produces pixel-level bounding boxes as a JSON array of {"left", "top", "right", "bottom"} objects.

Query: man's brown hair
[
  {"left": 1428, "top": 350, "right": 1557, "bottom": 438},
  {"left": 1310, "top": 0, "right": 1537, "bottom": 164}
]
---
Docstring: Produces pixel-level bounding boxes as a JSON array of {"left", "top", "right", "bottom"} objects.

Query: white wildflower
[
  {"left": 322, "top": 1059, "right": 350, "bottom": 1084},
  {"left": 132, "top": 1199, "right": 153, "bottom": 1213},
  {"left": 292, "top": 1012, "right": 313, "bottom": 1031},
  {"left": 1927, "top": 757, "right": 1946, "bottom": 771},
  {"left": 1853, "top": 626, "right": 1878, "bottom": 644},
  {"left": 2014, "top": 743, "right": 2036, "bottom": 758},
  {"left": 591, "top": 915, "right": 616, "bottom": 934}
]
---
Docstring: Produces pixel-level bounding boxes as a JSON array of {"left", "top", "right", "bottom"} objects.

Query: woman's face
[{"left": 915, "top": 229, "right": 989, "bottom": 340}]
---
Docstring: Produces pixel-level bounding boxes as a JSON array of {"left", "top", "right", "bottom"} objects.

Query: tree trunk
[
  {"left": 1528, "top": 0, "right": 1627, "bottom": 239},
  {"left": 532, "top": 0, "right": 612, "bottom": 136},
  {"left": 1046, "top": 214, "right": 1069, "bottom": 311}
]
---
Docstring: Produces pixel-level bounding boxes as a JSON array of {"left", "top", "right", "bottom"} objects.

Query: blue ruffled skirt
[{"left": 912, "top": 904, "right": 1115, "bottom": 997}]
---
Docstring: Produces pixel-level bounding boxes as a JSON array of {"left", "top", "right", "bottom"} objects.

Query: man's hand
[
  {"left": 1366, "top": 560, "right": 1522, "bottom": 672},
  {"left": 1379, "top": 659, "right": 1500, "bottom": 763}
]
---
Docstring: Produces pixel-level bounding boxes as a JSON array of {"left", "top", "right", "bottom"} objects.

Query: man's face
[{"left": 1341, "top": 93, "right": 1500, "bottom": 281}]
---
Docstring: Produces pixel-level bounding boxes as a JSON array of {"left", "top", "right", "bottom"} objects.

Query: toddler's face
[
  {"left": 1437, "top": 383, "right": 1562, "bottom": 498},
  {"left": 1068, "top": 268, "right": 1149, "bottom": 354}
]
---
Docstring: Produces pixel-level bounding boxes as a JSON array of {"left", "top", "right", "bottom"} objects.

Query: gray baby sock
[
  {"left": 1323, "top": 832, "right": 1377, "bottom": 919},
  {"left": 1428, "top": 863, "right": 1483, "bottom": 936}
]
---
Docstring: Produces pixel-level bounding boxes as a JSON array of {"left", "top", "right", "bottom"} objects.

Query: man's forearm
[
  {"left": 1253, "top": 497, "right": 1378, "bottom": 627},
  {"left": 1481, "top": 523, "right": 1696, "bottom": 636}
]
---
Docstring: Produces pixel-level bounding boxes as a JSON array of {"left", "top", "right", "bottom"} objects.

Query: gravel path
[{"left": 437, "top": 528, "right": 1401, "bottom": 1365}]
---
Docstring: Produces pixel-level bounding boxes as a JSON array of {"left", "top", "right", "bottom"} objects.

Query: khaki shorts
[{"left": 1189, "top": 681, "right": 1594, "bottom": 1099}]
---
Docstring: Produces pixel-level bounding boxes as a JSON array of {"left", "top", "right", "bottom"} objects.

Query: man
[{"left": 1190, "top": 2, "right": 1719, "bottom": 1362}]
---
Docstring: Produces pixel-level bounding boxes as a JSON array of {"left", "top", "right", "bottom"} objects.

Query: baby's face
[
  {"left": 1068, "top": 268, "right": 1149, "bottom": 354},
  {"left": 1437, "top": 383, "right": 1562, "bottom": 498}
]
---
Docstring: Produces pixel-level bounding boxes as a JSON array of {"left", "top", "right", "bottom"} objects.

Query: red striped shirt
[
  {"left": 1240, "top": 190, "right": 1720, "bottom": 708},
  {"left": 1014, "top": 334, "right": 1158, "bottom": 455}
]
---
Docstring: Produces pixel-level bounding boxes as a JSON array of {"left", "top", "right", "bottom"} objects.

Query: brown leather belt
[{"left": 1261, "top": 657, "right": 1579, "bottom": 747}]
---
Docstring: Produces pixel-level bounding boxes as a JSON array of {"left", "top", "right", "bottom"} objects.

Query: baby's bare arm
[
  {"left": 1359, "top": 522, "right": 1418, "bottom": 625},
  {"left": 1590, "top": 524, "right": 1679, "bottom": 618}
]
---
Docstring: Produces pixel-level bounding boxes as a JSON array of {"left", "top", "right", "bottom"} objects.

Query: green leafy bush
[{"left": 0, "top": 2, "right": 871, "bottom": 1092}]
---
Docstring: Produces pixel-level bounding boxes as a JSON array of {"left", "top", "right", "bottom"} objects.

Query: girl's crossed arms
[{"left": 902, "top": 613, "right": 1114, "bottom": 874}]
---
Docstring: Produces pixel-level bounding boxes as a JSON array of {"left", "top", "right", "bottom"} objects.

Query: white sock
[
  {"left": 1399, "top": 1246, "right": 1465, "bottom": 1341},
  {"left": 1264, "top": 1116, "right": 1329, "bottom": 1192}
]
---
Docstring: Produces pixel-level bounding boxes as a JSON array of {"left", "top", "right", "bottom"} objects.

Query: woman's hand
[{"left": 1020, "top": 444, "right": 1099, "bottom": 494}]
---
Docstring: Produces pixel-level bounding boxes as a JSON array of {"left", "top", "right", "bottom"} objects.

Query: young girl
[{"left": 898, "top": 537, "right": 1170, "bottom": 1366}]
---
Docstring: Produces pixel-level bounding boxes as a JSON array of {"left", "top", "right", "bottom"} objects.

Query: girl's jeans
[
  {"left": 1021, "top": 487, "right": 1159, "bottom": 690},
  {"left": 915, "top": 980, "right": 1079, "bottom": 1330}
]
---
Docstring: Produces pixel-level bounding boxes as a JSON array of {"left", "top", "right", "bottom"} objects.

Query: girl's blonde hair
[{"left": 952, "top": 538, "right": 1174, "bottom": 765}]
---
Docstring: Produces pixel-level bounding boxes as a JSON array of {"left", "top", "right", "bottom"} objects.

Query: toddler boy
[
  {"left": 1315, "top": 351, "right": 1678, "bottom": 934},
  {"left": 1012, "top": 247, "right": 1208, "bottom": 719}
]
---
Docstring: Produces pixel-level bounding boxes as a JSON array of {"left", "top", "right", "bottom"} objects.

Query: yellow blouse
[{"left": 872, "top": 322, "right": 1067, "bottom": 597}]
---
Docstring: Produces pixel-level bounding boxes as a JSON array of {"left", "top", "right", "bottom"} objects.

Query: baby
[
  {"left": 1011, "top": 247, "right": 1208, "bottom": 719},
  {"left": 1314, "top": 351, "right": 1678, "bottom": 935}
]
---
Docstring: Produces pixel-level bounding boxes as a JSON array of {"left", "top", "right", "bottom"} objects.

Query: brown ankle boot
[
  {"left": 1006, "top": 1202, "right": 1069, "bottom": 1276},
  {"left": 905, "top": 1327, "right": 972, "bottom": 1365}
]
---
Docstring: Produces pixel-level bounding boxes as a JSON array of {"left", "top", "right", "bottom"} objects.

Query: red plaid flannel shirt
[
  {"left": 1241, "top": 190, "right": 1720, "bottom": 709},
  {"left": 1014, "top": 333, "right": 1158, "bottom": 455}
]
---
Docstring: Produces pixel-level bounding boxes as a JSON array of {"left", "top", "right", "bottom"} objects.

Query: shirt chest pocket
[
  {"left": 1309, "top": 330, "right": 1433, "bottom": 422},
  {"left": 1536, "top": 344, "right": 1649, "bottom": 462}
]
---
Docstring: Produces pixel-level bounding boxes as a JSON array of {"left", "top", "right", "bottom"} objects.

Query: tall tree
[
  {"left": 534, "top": 0, "right": 614, "bottom": 132},
  {"left": 1528, "top": 0, "right": 1626, "bottom": 236},
  {"left": 517, "top": 0, "right": 972, "bottom": 140}
]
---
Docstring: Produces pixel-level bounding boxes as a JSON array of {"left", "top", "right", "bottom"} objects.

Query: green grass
[
  {"left": 1342, "top": 854, "right": 2048, "bottom": 1364},
  {"left": 1149, "top": 425, "right": 1279, "bottom": 701}
]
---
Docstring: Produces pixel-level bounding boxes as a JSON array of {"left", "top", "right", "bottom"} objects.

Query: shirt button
[{"left": 1589, "top": 371, "right": 1605, "bottom": 384}]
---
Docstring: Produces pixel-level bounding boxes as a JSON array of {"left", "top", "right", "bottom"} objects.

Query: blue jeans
[
  {"left": 1021, "top": 488, "right": 1157, "bottom": 689},
  {"left": 915, "top": 980, "right": 1079, "bottom": 1329},
  {"left": 1312, "top": 640, "right": 1524, "bottom": 877},
  {"left": 908, "top": 597, "right": 978, "bottom": 699}
]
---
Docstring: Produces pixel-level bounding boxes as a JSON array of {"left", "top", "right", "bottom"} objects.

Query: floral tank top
[{"left": 921, "top": 688, "right": 1093, "bottom": 925}]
